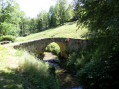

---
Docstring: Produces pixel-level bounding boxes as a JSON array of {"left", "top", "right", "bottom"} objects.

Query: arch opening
[
  {"left": 44, "top": 42, "right": 60, "bottom": 60},
  {"left": 36, "top": 41, "right": 67, "bottom": 60},
  {"left": 42, "top": 42, "right": 67, "bottom": 67},
  {"left": 43, "top": 41, "right": 67, "bottom": 59},
  {"left": 45, "top": 42, "right": 60, "bottom": 56}
]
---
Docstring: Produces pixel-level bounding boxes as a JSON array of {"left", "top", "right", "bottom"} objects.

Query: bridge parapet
[{"left": 8, "top": 37, "right": 88, "bottom": 59}]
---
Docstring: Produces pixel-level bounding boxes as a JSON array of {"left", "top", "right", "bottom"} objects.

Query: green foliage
[
  {"left": 65, "top": 4, "right": 73, "bottom": 21},
  {"left": 63, "top": 42, "right": 119, "bottom": 89},
  {"left": 48, "top": 6, "right": 55, "bottom": 27},
  {"left": 0, "top": 0, "right": 24, "bottom": 36},
  {"left": 0, "top": 0, "right": 74, "bottom": 37},
  {"left": 18, "top": 51, "right": 60, "bottom": 89},
  {"left": 62, "top": 49, "right": 91, "bottom": 72},
  {"left": 53, "top": 2, "right": 60, "bottom": 26},
  {"left": 59, "top": 0, "right": 67, "bottom": 24},
  {"left": 45, "top": 42, "right": 60, "bottom": 55},
  {"left": 65, "top": 52, "right": 84, "bottom": 71},
  {"left": 0, "top": 35, "right": 16, "bottom": 42},
  {"left": 16, "top": 22, "right": 88, "bottom": 42},
  {"left": 29, "top": 18, "right": 37, "bottom": 33},
  {"left": 0, "top": 0, "right": 74, "bottom": 36},
  {"left": 76, "top": 50, "right": 119, "bottom": 89},
  {"left": 37, "top": 10, "right": 49, "bottom": 31},
  {"left": 19, "top": 17, "right": 31, "bottom": 36},
  {"left": 0, "top": 22, "right": 19, "bottom": 36},
  {"left": 0, "top": 47, "right": 60, "bottom": 89},
  {"left": 48, "top": 0, "right": 74, "bottom": 27},
  {"left": 73, "top": 0, "right": 119, "bottom": 88},
  {"left": 0, "top": 47, "right": 24, "bottom": 89}
]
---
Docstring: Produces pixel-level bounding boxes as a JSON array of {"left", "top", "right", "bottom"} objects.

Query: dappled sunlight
[
  {"left": 0, "top": 46, "right": 60, "bottom": 89},
  {"left": 0, "top": 71, "right": 24, "bottom": 89},
  {"left": 0, "top": 46, "right": 24, "bottom": 89}
]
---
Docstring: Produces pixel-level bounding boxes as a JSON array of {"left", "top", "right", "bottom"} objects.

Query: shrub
[
  {"left": 18, "top": 51, "right": 60, "bottom": 89},
  {"left": 76, "top": 51, "right": 119, "bottom": 89},
  {"left": 62, "top": 42, "right": 119, "bottom": 89},
  {"left": 0, "top": 35, "right": 16, "bottom": 42},
  {"left": 62, "top": 49, "right": 91, "bottom": 72}
]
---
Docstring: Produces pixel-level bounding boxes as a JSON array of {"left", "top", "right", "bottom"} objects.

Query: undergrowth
[{"left": 0, "top": 45, "right": 60, "bottom": 89}]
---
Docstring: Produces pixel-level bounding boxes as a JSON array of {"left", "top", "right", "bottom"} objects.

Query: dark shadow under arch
[{"left": 55, "top": 42, "right": 67, "bottom": 58}]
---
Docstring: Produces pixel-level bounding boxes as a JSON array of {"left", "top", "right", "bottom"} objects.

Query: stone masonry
[{"left": 10, "top": 37, "right": 88, "bottom": 59}]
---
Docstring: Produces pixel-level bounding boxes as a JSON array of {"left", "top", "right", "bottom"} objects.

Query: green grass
[
  {"left": 0, "top": 45, "right": 60, "bottom": 89},
  {"left": 0, "top": 46, "right": 24, "bottom": 89},
  {"left": 16, "top": 22, "right": 88, "bottom": 42},
  {"left": 0, "top": 22, "right": 88, "bottom": 88}
]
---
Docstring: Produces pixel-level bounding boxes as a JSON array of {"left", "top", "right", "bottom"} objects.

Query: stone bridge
[{"left": 11, "top": 37, "right": 88, "bottom": 59}]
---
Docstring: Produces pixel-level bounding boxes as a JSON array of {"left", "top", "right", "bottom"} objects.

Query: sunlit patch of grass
[
  {"left": 0, "top": 46, "right": 60, "bottom": 89},
  {"left": 16, "top": 22, "right": 88, "bottom": 42},
  {"left": 17, "top": 50, "right": 60, "bottom": 89},
  {"left": 0, "top": 46, "right": 24, "bottom": 89},
  {"left": 18, "top": 51, "right": 49, "bottom": 76}
]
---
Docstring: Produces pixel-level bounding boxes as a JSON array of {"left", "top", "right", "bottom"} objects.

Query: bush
[
  {"left": 0, "top": 35, "right": 16, "bottom": 42},
  {"left": 76, "top": 51, "right": 119, "bottom": 89},
  {"left": 18, "top": 51, "right": 60, "bottom": 89},
  {"left": 61, "top": 49, "right": 91, "bottom": 72},
  {"left": 74, "top": 0, "right": 119, "bottom": 88},
  {"left": 62, "top": 41, "right": 119, "bottom": 89}
]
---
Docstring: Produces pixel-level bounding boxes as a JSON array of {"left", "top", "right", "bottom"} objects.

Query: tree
[
  {"left": 48, "top": 6, "right": 54, "bottom": 27},
  {"left": 59, "top": 0, "right": 67, "bottom": 24},
  {"left": 65, "top": 4, "right": 73, "bottom": 21},
  {"left": 75, "top": 0, "right": 119, "bottom": 88},
  {"left": 48, "top": 3, "right": 60, "bottom": 27},
  {"left": 53, "top": 2, "right": 60, "bottom": 26},
  {"left": 48, "top": 0, "right": 73, "bottom": 27},
  {"left": 37, "top": 10, "right": 49, "bottom": 31},
  {"left": 19, "top": 17, "right": 30, "bottom": 36},
  {"left": 29, "top": 18, "right": 37, "bottom": 33},
  {"left": 0, "top": 0, "right": 25, "bottom": 36}
]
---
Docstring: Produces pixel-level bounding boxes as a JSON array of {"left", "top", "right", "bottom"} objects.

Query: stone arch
[
  {"left": 55, "top": 42, "right": 67, "bottom": 58},
  {"left": 12, "top": 37, "right": 88, "bottom": 60},
  {"left": 43, "top": 41, "right": 67, "bottom": 59}
]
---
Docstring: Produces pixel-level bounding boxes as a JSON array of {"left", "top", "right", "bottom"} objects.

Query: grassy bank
[
  {"left": 0, "top": 22, "right": 88, "bottom": 89},
  {"left": 16, "top": 22, "right": 88, "bottom": 42},
  {"left": 0, "top": 45, "right": 60, "bottom": 89}
]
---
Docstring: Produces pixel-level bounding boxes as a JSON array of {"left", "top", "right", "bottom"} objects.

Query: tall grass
[
  {"left": 0, "top": 46, "right": 60, "bottom": 89},
  {"left": 17, "top": 50, "right": 60, "bottom": 89}
]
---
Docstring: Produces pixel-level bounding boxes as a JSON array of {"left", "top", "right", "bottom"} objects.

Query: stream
[{"left": 43, "top": 52, "right": 83, "bottom": 89}]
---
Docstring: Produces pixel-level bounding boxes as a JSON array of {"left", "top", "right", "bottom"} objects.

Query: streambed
[{"left": 43, "top": 52, "right": 82, "bottom": 89}]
